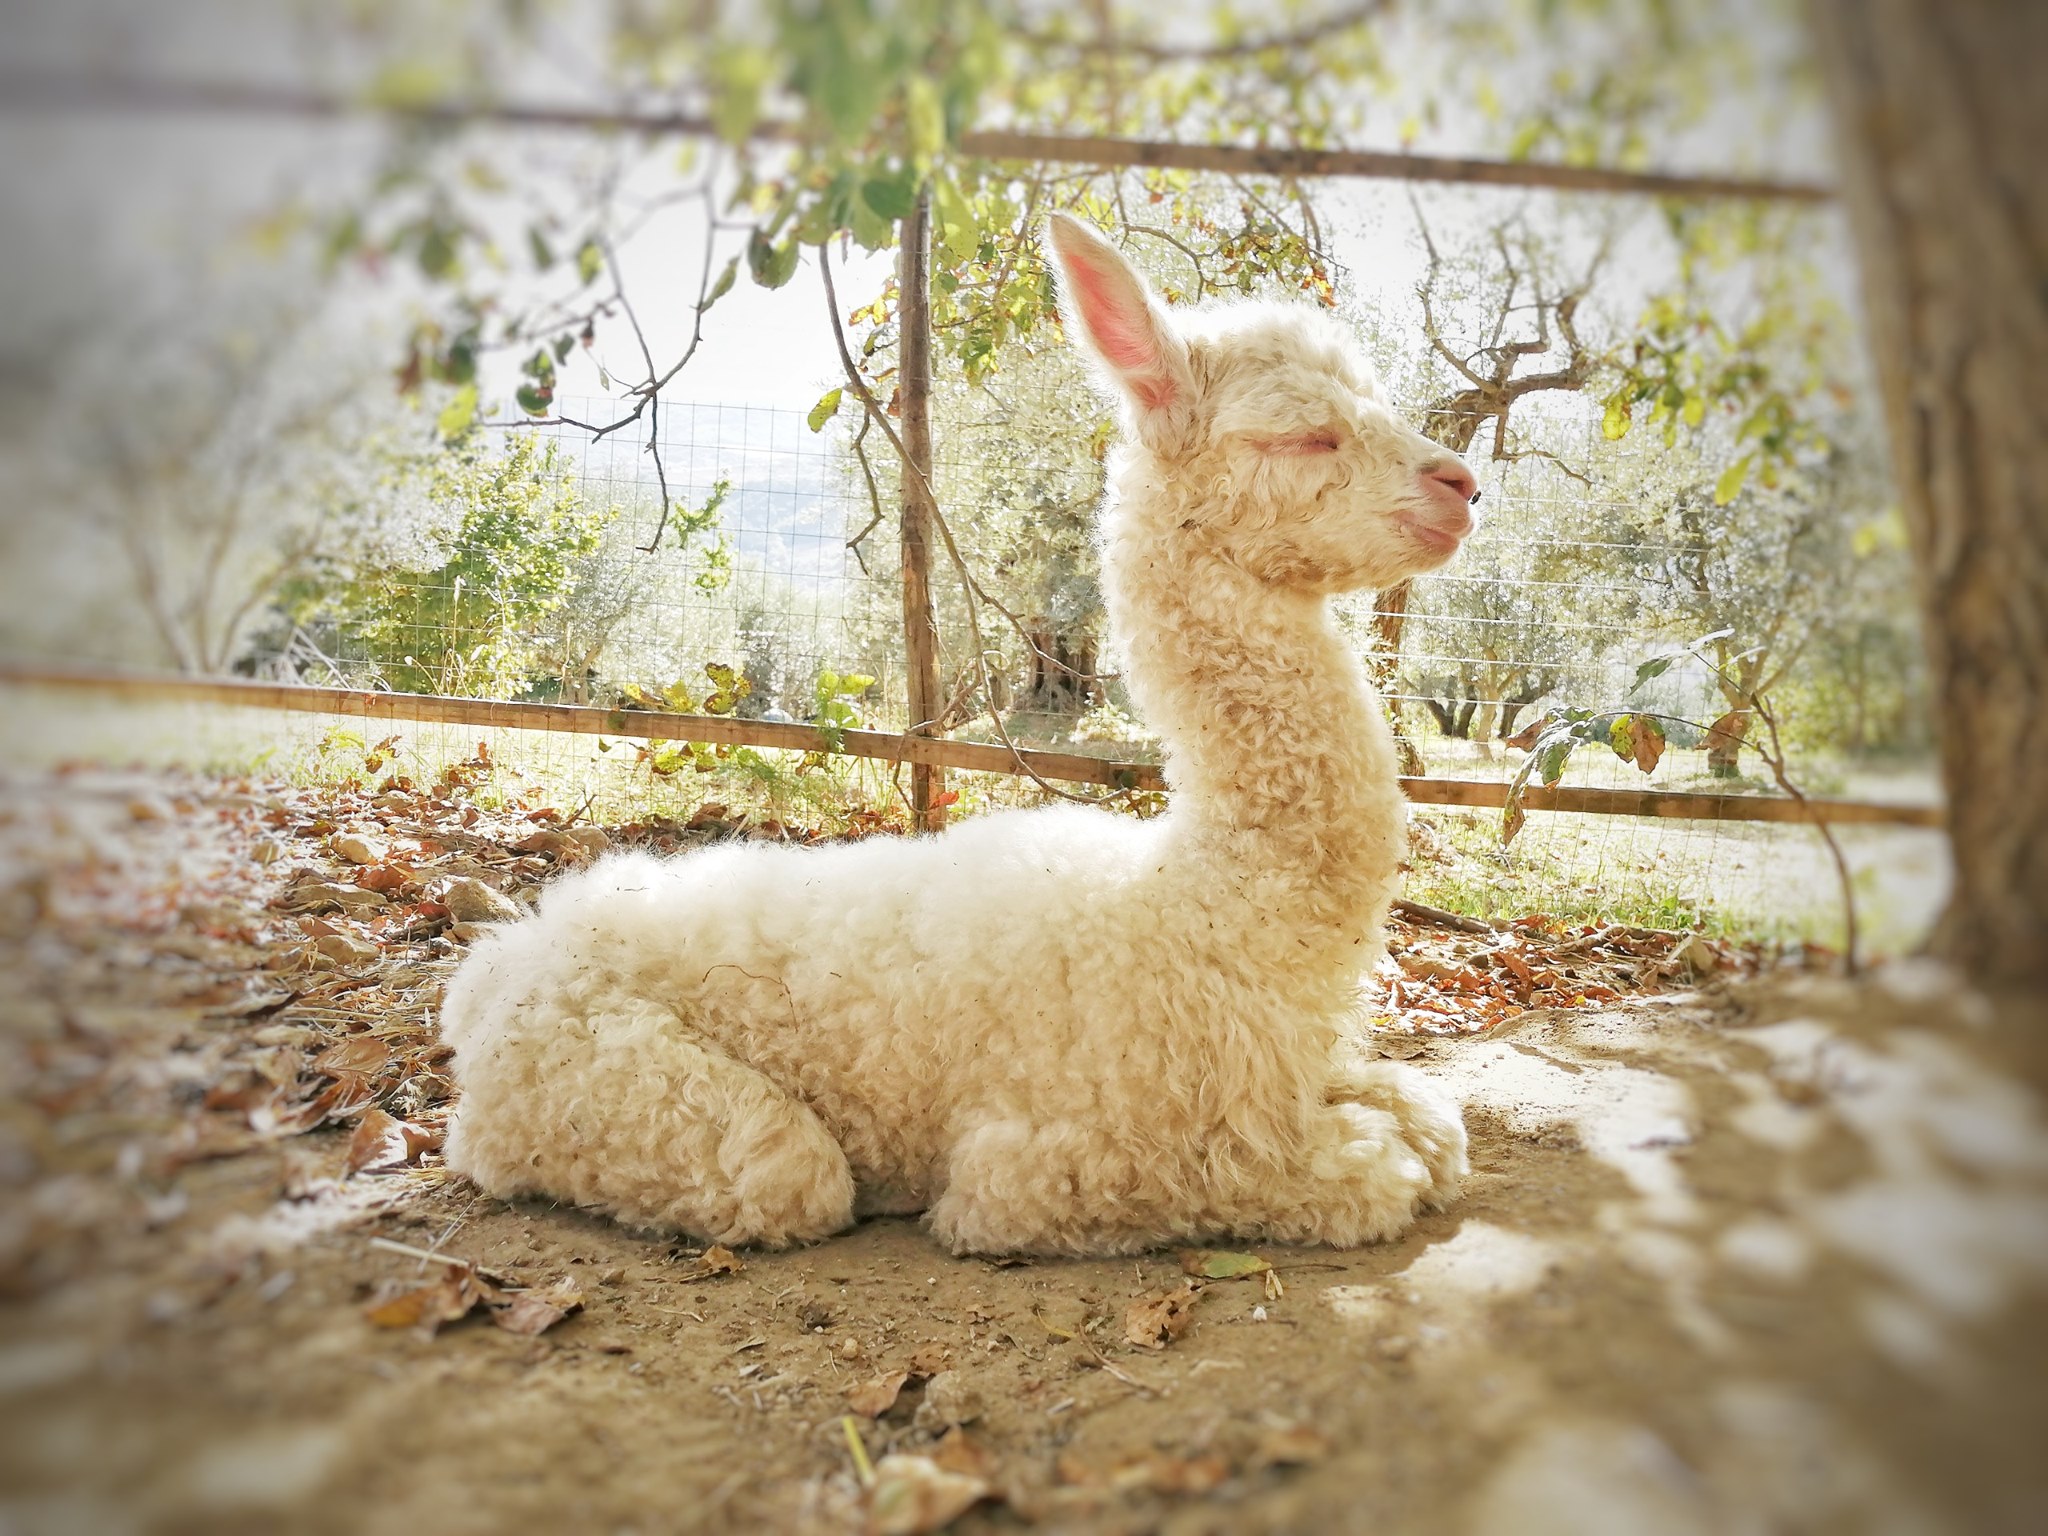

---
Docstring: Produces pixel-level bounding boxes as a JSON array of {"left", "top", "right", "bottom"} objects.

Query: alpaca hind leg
[
  {"left": 1325, "top": 1056, "right": 1468, "bottom": 1209},
  {"left": 446, "top": 1001, "right": 854, "bottom": 1247}
]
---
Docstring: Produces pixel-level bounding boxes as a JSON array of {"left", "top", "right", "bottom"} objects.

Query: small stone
[
  {"left": 330, "top": 833, "right": 388, "bottom": 865},
  {"left": 314, "top": 934, "right": 379, "bottom": 964},
  {"left": 441, "top": 877, "right": 523, "bottom": 925},
  {"left": 565, "top": 826, "right": 611, "bottom": 855},
  {"left": 913, "top": 1371, "right": 985, "bottom": 1433}
]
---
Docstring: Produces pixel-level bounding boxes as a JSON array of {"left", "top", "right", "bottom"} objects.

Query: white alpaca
[{"left": 439, "top": 214, "right": 1478, "bottom": 1255}]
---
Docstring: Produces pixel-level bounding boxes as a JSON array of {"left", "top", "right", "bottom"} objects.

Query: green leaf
[
  {"left": 416, "top": 223, "right": 458, "bottom": 280},
  {"left": 526, "top": 224, "right": 555, "bottom": 271},
  {"left": 576, "top": 239, "right": 604, "bottom": 287},
  {"left": 1180, "top": 1249, "right": 1271, "bottom": 1280},
  {"left": 701, "top": 254, "right": 740, "bottom": 311},
  {"left": 860, "top": 167, "right": 918, "bottom": 222},
  {"left": 436, "top": 332, "right": 477, "bottom": 386},
  {"left": 1601, "top": 395, "right": 1632, "bottom": 441},
  {"left": 1608, "top": 715, "right": 1637, "bottom": 762},
  {"left": 435, "top": 383, "right": 478, "bottom": 441},
  {"left": 1632, "top": 653, "right": 1678, "bottom": 689},
  {"left": 747, "top": 228, "right": 800, "bottom": 289},
  {"left": 1536, "top": 734, "right": 1574, "bottom": 786},
  {"left": 1713, "top": 455, "right": 1753, "bottom": 505},
  {"left": 932, "top": 174, "right": 976, "bottom": 267},
  {"left": 848, "top": 193, "right": 896, "bottom": 252},
  {"left": 904, "top": 75, "right": 945, "bottom": 160},
  {"left": 709, "top": 45, "right": 770, "bottom": 142},
  {"left": 514, "top": 382, "right": 554, "bottom": 417},
  {"left": 807, "top": 387, "right": 843, "bottom": 433}
]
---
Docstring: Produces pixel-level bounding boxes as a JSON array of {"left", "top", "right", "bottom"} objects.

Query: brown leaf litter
[{"left": 1125, "top": 1280, "right": 1204, "bottom": 1349}]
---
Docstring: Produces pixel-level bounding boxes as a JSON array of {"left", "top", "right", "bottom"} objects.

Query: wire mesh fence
[{"left": 189, "top": 391, "right": 1946, "bottom": 948}]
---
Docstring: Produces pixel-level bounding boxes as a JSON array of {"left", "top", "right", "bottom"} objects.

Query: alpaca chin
[{"left": 437, "top": 213, "right": 1472, "bottom": 1256}]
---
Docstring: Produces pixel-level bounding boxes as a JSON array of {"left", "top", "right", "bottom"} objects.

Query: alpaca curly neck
[{"left": 1102, "top": 478, "right": 1403, "bottom": 945}]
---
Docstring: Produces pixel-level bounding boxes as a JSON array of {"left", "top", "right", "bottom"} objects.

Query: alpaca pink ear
[{"left": 1045, "top": 213, "right": 1190, "bottom": 415}]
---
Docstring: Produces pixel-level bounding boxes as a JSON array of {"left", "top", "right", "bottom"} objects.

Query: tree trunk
[
  {"left": 1704, "top": 708, "right": 1753, "bottom": 776},
  {"left": 897, "top": 187, "right": 947, "bottom": 832},
  {"left": 1810, "top": 0, "right": 2048, "bottom": 988},
  {"left": 1372, "top": 409, "right": 1486, "bottom": 773}
]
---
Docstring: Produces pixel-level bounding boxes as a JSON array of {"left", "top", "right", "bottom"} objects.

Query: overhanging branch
[{"left": 0, "top": 72, "right": 1835, "bottom": 204}]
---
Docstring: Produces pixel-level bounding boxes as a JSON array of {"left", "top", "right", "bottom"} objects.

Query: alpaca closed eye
[{"left": 1257, "top": 431, "right": 1342, "bottom": 456}]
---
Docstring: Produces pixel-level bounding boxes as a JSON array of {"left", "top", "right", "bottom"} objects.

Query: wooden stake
[{"left": 897, "top": 184, "right": 947, "bottom": 832}]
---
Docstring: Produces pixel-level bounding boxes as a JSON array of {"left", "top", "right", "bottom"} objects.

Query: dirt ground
[{"left": 2, "top": 766, "right": 2045, "bottom": 1535}]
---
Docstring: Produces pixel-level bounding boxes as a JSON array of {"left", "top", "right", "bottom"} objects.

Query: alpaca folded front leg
[
  {"left": 927, "top": 1118, "right": 1165, "bottom": 1257},
  {"left": 1324, "top": 1057, "right": 1469, "bottom": 1210},
  {"left": 1243, "top": 1102, "right": 1442, "bottom": 1249}
]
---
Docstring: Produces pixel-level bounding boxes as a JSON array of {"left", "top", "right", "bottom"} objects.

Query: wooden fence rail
[{"left": 0, "top": 662, "right": 1943, "bottom": 830}]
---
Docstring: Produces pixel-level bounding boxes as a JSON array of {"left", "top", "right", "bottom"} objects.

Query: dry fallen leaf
[
  {"left": 677, "top": 1243, "right": 744, "bottom": 1281},
  {"left": 847, "top": 1370, "right": 912, "bottom": 1418},
  {"left": 928, "top": 1427, "right": 997, "bottom": 1481},
  {"left": 1179, "top": 1249, "right": 1271, "bottom": 1281},
  {"left": 904, "top": 1342, "right": 952, "bottom": 1378},
  {"left": 491, "top": 1277, "right": 585, "bottom": 1337},
  {"left": 1125, "top": 1281, "right": 1203, "bottom": 1350},
  {"left": 314, "top": 1036, "right": 392, "bottom": 1084},
  {"left": 1137, "top": 1453, "right": 1232, "bottom": 1494},
  {"left": 364, "top": 1266, "right": 490, "bottom": 1335},
  {"left": 1055, "top": 1450, "right": 1228, "bottom": 1494},
  {"left": 866, "top": 1452, "right": 990, "bottom": 1536},
  {"left": 344, "top": 1108, "right": 440, "bottom": 1175},
  {"left": 1252, "top": 1424, "right": 1332, "bottom": 1469}
]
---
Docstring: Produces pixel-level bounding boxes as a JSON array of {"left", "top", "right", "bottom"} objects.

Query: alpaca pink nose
[{"left": 1428, "top": 460, "right": 1480, "bottom": 505}]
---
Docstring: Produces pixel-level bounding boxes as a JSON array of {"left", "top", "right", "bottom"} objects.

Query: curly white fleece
[{"left": 439, "top": 214, "right": 1473, "bottom": 1255}]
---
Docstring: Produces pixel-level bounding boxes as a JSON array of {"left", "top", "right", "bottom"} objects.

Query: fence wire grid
[{"left": 206, "top": 394, "right": 1947, "bottom": 950}]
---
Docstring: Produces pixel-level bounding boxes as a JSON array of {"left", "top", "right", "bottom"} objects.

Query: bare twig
[
  {"left": 1751, "top": 690, "right": 1860, "bottom": 974},
  {"left": 1392, "top": 898, "right": 1507, "bottom": 935},
  {"left": 843, "top": 410, "right": 885, "bottom": 575},
  {"left": 367, "top": 1235, "right": 472, "bottom": 1270}
]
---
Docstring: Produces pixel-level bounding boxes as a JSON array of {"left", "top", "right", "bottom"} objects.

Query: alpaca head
[{"left": 1046, "top": 212, "right": 1479, "bottom": 594}]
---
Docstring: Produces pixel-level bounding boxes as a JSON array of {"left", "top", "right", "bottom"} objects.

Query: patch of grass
[{"left": 2, "top": 687, "right": 1941, "bottom": 950}]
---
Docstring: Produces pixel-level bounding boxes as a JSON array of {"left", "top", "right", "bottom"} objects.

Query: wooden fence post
[{"left": 897, "top": 185, "right": 947, "bottom": 831}]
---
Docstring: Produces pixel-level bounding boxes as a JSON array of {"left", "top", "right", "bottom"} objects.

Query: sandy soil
[{"left": 2, "top": 768, "right": 2045, "bottom": 1535}]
